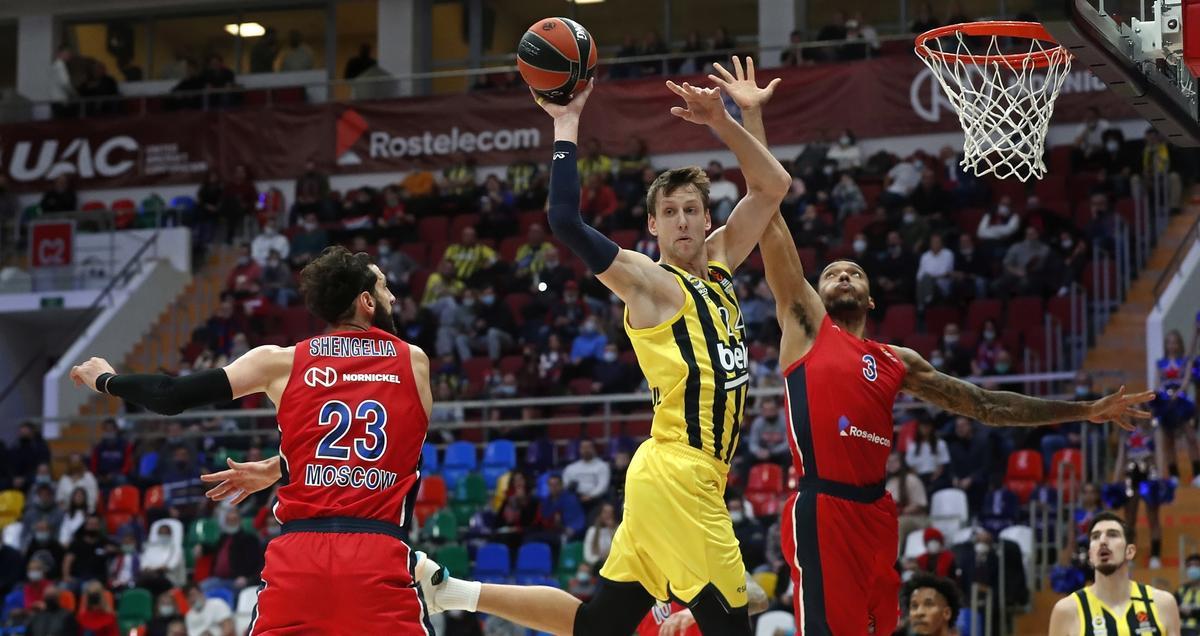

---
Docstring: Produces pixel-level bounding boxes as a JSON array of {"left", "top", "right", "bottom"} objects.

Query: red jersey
[
  {"left": 784, "top": 315, "right": 906, "bottom": 487},
  {"left": 636, "top": 602, "right": 700, "bottom": 636},
  {"left": 273, "top": 327, "right": 428, "bottom": 525}
]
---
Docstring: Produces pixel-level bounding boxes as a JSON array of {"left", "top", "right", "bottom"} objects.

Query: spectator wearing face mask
[
  {"left": 976, "top": 196, "right": 1021, "bottom": 259},
  {"left": 746, "top": 397, "right": 790, "bottom": 467},
  {"left": 830, "top": 173, "right": 866, "bottom": 221},
  {"left": 24, "top": 584, "right": 78, "bottom": 636},
  {"left": 260, "top": 249, "right": 298, "bottom": 307},
  {"left": 906, "top": 413, "right": 950, "bottom": 490},
  {"left": 872, "top": 231, "right": 917, "bottom": 310},
  {"left": 77, "top": 580, "right": 119, "bottom": 636},
  {"left": 992, "top": 225, "right": 1050, "bottom": 298},
  {"left": 933, "top": 323, "right": 972, "bottom": 377},
  {"left": 728, "top": 497, "right": 766, "bottom": 570},
  {"left": 9, "top": 423, "right": 52, "bottom": 491},
  {"left": 108, "top": 530, "right": 141, "bottom": 590},
  {"left": 289, "top": 212, "right": 328, "bottom": 268},
  {"left": 184, "top": 582, "right": 235, "bottom": 636},
  {"left": 826, "top": 129, "right": 863, "bottom": 172},
  {"left": 140, "top": 522, "right": 185, "bottom": 594},
  {"left": 23, "top": 524, "right": 63, "bottom": 580},
  {"left": 972, "top": 319, "right": 1004, "bottom": 375},
  {"left": 915, "top": 527, "right": 959, "bottom": 581},
  {"left": 1178, "top": 554, "right": 1200, "bottom": 635},
  {"left": 568, "top": 563, "right": 598, "bottom": 602},
  {"left": 592, "top": 344, "right": 636, "bottom": 394},
  {"left": 146, "top": 590, "right": 185, "bottom": 636},
  {"left": 881, "top": 157, "right": 924, "bottom": 210},
  {"left": 458, "top": 284, "right": 515, "bottom": 361},
  {"left": 198, "top": 508, "right": 264, "bottom": 595},
  {"left": 952, "top": 233, "right": 989, "bottom": 300},
  {"left": 916, "top": 233, "right": 954, "bottom": 309},
  {"left": 22, "top": 485, "right": 65, "bottom": 547},
  {"left": 375, "top": 238, "right": 418, "bottom": 293},
  {"left": 89, "top": 420, "right": 132, "bottom": 491},
  {"left": 62, "top": 515, "right": 115, "bottom": 588},
  {"left": 1072, "top": 107, "right": 1109, "bottom": 168}
]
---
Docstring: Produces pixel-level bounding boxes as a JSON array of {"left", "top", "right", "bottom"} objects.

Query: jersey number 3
[
  {"left": 316, "top": 400, "right": 388, "bottom": 462},
  {"left": 862, "top": 354, "right": 878, "bottom": 382}
]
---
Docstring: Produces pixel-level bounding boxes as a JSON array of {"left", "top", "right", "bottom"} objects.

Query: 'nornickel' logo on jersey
[{"left": 304, "top": 366, "right": 337, "bottom": 388}]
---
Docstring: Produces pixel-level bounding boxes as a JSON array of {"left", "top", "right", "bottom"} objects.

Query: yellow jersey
[
  {"left": 1073, "top": 581, "right": 1166, "bottom": 636},
  {"left": 625, "top": 261, "right": 750, "bottom": 468}
]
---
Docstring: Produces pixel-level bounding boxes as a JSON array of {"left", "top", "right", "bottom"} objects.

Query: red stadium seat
[
  {"left": 965, "top": 299, "right": 1003, "bottom": 333},
  {"left": 107, "top": 485, "right": 141, "bottom": 515},
  {"left": 796, "top": 247, "right": 819, "bottom": 275},
  {"left": 879, "top": 304, "right": 917, "bottom": 342},
  {"left": 923, "top": 306, "right": 962, "bottom": 336},
  {"left": 497, "top": 355, "right": 523, "bottom": 376},
  {"left": 517, "top": 211, "right": 545, "bottom": 236},
  {"left": 841, "top": 214, "right": 874, "bottom": 243},
  {"left": 449, "top": 214, "right": 480, "bottom": 241},
  {"left": 499, "top": 237, "right": 524, "bottom": 262},
  {"left": 955, "top": 208, "right": 985, "bottom": 235},
  {"left": 505, "top": 293, "right": 532, "bottom": 325},
  {"left": 81, "top": 200, "right": 107, "bottom": 212},
  {"left": 747, "top": 463, "right": 783, "bottom": 494},
  {"left": 1005, "top": 296, "right": 1044, "bottom": 335},
  {"left": 1051, "top": 448, "right": 1083, "bottom": 483},
  {"left": 1004, "top": 449, "right": 1044, "bottom": 504},
  {"left": 1048, "top": 146, "right": 1072, "bottom": 174},
  {"left": 1046, "top": 296, "right": 1075, "bottom": 331},
  {"left": 399, "top": 244, "right": 427, "bottom": 268},
  {"left": 414, "top": 476, "right": 447, "bottom": 525},
  {"left": 611, "top": 230, "right": 639, "bottom": 250},
  {"left": 901, "top": 333, "right": 938, "bottom": 356},
  {"left": 1082, "top": 259, "right": 1117, "bottom": 295},
  {"left": 568, "top": 378, "right": 594, "bottom": 395},
  {"left": 1034, "top": 174, "right": 1067, "bottom": 203},
  {"left": 463, "top": 358, "right": 494, "bottom": 395},
  {"left": 143, "top": 485, "right": 165, "bottom": 511},
  {"left": 105, "top": 512, "right": 135, "bottom": 534},
  {"left": 418, "top": 216, "right": 449, "bottom": 243},
  {"left": 743, "top": 248, "right": 764, "bottom": 273},
  {"left": 1115, "top": 197, "right": 1136, "bottom": 226}
]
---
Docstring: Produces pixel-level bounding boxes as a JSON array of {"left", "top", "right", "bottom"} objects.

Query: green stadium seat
[
  {"left": 434, "top": 545, "right": 470, "bottom": 579},
  {"left": 429, "top": 509, "right": 458, "bottom": 543},
  {"left": 117, "top": 587, "right": 153, "bottom": 633}
]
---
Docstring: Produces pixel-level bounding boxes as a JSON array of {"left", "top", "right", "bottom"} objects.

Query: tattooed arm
[{"left": 891, "top": 345, "right": 1154, "bottom": 429}]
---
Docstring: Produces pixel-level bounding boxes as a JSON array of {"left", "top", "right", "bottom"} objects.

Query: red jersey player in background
[
  {"left": 706, "top": 58, "right": 1155, "bottom": 635},
  {"left": 70, "top": 246, "right": 435, "bottom": 635}
]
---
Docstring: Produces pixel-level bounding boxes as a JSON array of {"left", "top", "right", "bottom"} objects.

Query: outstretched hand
[
  {"left": 200, "top": 457, "right": 281, "bottom": 505},
  {"left": 70, "top": 357, "right": 115, "bottom": 393},
  {"left": 708, "top": 56, "right": 781, "bottom": 112},
  {"left": 666, "top": 80, "right": 728, "bottom": 126},
  {"left": 1086, "top": 385, "right": 1155, "bottom": 431},
  {"left": 531, "top": 79, "right": 595, "bottom": 119}
]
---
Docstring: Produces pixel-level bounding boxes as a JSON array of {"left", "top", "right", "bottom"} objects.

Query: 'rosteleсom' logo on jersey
[
  {"left": 838, "top": 415, "right": 891, "bottom": 448},
  {"left": 304, "top": 366, "right": 338, "bottom": 388}
]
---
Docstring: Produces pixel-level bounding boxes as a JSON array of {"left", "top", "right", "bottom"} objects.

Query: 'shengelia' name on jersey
[
  {"left": 304, "top": 464, "right": 399, "bottom": 491},
  {"left": 309, "top": 336, "right": 397, "bottom": 358}
]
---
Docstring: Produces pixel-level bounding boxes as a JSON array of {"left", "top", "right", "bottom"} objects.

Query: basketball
[{"left": 516, "top": 17, "right": 597, "bottom": 104}]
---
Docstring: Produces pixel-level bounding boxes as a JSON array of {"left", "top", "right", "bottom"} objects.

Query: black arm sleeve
[
  {"left": 546, "top": 140, "right": 620, "bottom": 274},
  {"left": 104, "top": 368, "right": 234, "bottom": 416}
]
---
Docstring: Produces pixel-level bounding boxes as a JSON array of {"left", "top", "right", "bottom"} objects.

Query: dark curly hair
[
  {"left": 903, "top": 572, "right": 961, "bottom": 625},
  {"left": 299, "top": 246, "right": 377, "bottom": 324}
]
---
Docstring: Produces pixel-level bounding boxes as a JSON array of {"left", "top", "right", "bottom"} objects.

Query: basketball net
[{"left": 916, "top": 28, "right": 1072, "bottom": 182}]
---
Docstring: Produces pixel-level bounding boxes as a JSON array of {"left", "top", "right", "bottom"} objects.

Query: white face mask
[
  {"left": 1106, "top": 140, "right": 1120, "bottom": 153},
  {"left": 974, "top": 542, "right": 990, "bottom": 556},
  {"left": 159, "top": 603, "right": 175, "bottom": 616},
  {"left": 839, "top": 135, "right": 851, "bottom": 146},
  {"left": 997, "top": 205, "right": 1011, "bottom": 217},
  {"left": 853, "top": 239, "right": 868, "bottom": 254},
  {"left": 27, "top": 569, "right": 44, "bottom": 581},
  {"left": 603, "top": 351, "right": 618, "bottom": 363},
  {"left": 730, "top": 511, "right": 745, "bottom": 523},
  {"left": 903, "top": 212, "right": 917, "bottom": 224},
  {"left": 926, "top": 540, "right": 943, "bottom": 553}
]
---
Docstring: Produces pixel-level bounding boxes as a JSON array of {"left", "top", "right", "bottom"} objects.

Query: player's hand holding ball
[{"left": 531, "top": 78, "right": 595, "bottom": 120}]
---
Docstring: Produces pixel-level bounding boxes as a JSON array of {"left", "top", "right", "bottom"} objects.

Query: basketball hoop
[{"left": 915, "top": 22, "right": 1072, "bottom": 182}]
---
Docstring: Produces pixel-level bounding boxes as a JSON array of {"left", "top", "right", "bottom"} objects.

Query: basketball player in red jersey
[
  {"left": 69, "top": 246, "right": 436, "bottom": 635},
  {"left": 707, "top": 58, "right": 1156, "bottom": 635}
]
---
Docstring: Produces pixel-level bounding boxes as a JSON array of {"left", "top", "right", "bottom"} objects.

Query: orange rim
[{"left": 915, "top": 21, "right": 1067, "bottom": 68}]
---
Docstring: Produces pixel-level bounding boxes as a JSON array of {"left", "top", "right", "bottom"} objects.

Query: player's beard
[
  {"left": 1095, "top": 560, "right": 1124, "bottom": 576},
  {"left": 371, "top": 295, "right": 396, "bottom": 334},
  {"left": 827, "top": 294, "right": 866, "bottom": 323}
]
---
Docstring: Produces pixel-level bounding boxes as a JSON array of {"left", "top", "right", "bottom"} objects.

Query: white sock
[{"left": 440, "top": 577, "right": 482, "bottom": 613}]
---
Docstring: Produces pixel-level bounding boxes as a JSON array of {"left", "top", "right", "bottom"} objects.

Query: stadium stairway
[
  {"left": 1014, "top": 486, "right": 1200, "bottom": 632},
  {"left": 1081, "top": 201, "right": 1199, "bottom": 395},
  {"left": 50, "top": 245, "right": 238, "bottom": 462}
]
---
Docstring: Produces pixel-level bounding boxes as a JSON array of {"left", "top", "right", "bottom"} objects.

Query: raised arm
[
  {"left": 892, "top": 345, "right": 1154, "bottom": 428},
  {"left": 709, "top": 58, "right": 825, "bottom": 351},
  {"left": 690, "top": 60, "right": 792, "bottom": 270},
  {"left": 534, "top": 82, "right": 682, "bottom": 322}
]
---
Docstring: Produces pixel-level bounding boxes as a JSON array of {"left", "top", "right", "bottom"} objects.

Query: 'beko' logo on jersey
[
  {"left": 838, "top": 416, "right": 891, "bottom": 448},
  {"left": 304, "top": 366, "right": 337, "bottom": 388}
]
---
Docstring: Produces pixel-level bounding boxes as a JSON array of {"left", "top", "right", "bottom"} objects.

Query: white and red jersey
[{"left": 273, "top": 327, "right": 428, "bottom": 526}]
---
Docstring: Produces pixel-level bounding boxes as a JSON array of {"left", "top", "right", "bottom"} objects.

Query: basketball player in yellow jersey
[
  {"left": 418, "top": 76, "right": 791, "bottom": 634},
  {"left": 1050, "top": 512, "right": 1181, "bottom": 636}
]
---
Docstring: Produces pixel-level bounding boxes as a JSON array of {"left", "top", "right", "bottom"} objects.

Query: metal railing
[
  {"left": 969, "top": 583, "right": 995, "bottom": 636},
  {"left": 0, "top": 231, "right": 159, "bottom": 409},
  {"left": 5, "top": 35, "right": 925, "bottom": 123},
  {"left": 1152, "top": 203, "right": 1200, "bottom": 303}
]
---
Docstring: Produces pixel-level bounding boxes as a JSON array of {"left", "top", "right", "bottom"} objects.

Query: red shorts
[
  {"left": 780, "top": 488, "right": 900, "bottom": 635},
  {"left": 249, "top": 530, "right": 433, "bottom": 635}
]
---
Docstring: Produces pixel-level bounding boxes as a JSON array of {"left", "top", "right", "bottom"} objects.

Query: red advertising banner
[
  {"left": 0, "top": 112, "right": 216, "bottom": 191},
  {"left": 29, "top": 221, "right": 74, "bottom": 268},
  {"left": 0, "top": 56, "right": 1138, "bottom": 191}
]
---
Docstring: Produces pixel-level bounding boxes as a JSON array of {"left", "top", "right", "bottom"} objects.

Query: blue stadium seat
[
  {"left": 514, "top": 542, "right": 554, "bottom": 586},
  {"left": 138, "top": 452, "right": 158, "bottom": 480},
  {"left": 535, "top": 472, "right": 558, "bottom": 499},
  {"left": 481, "top": 440, "right": 517, "bottom": 489},
  {"left": 3, "top": 589, "right": 24, "bottom": 621},
  {"left": 206, "top": 586, "right": 235, "bottom": 609},
  {"left": 473, "top": 543, "right": 511, "bottom": 584},
  {"left": 524, "top": 438, "right": 554, "bottom": 472},
  {"left": 169, "top": 195, "right": 196, "bottom": 211},
  {"left": 420, "top": 443, "right": 439, "bottom": 475},
  {"left": 442, "top": 441, "right": 477, "bottom": 490}
]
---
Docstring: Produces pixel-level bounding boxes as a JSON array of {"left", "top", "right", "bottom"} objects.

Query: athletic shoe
[
  {"left": 1149, "top": 556, "right": 1162, "bottom": 570},
  {"left": 414, "top": 551, "right": 448, "bottom": 613}
]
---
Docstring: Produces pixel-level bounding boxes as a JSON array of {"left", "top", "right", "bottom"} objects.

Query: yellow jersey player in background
[
  {"left": 1049, "top": 511, "right": 1181, "bottom": 636},
  {"left": 417, "top": 63, "right": 790, "bottom": 636}
]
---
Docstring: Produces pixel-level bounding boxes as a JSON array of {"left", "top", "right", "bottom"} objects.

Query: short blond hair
[{"left": 646, "top": 167, "right": 710, "bottom": 217}]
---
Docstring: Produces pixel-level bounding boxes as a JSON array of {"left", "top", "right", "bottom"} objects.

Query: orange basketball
[{"left": 516, "top": 17, "right": 598, "bottom": 104}]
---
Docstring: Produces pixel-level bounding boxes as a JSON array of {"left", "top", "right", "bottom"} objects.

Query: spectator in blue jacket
[
  {"left": 90, "top": 419, "right": 132, "bottom": 490},
  {"left": 535, "top": 475, "right": 585, "bottom": 541}
]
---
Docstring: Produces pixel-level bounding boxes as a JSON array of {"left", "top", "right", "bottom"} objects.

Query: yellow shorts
[{"left": 599, "top": 439, "right": 747, "bottom": 607}]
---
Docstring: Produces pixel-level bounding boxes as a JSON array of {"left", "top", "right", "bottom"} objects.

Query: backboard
[{"left": 1033, "top": 0, "right": 1200, "bottom": 145}]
